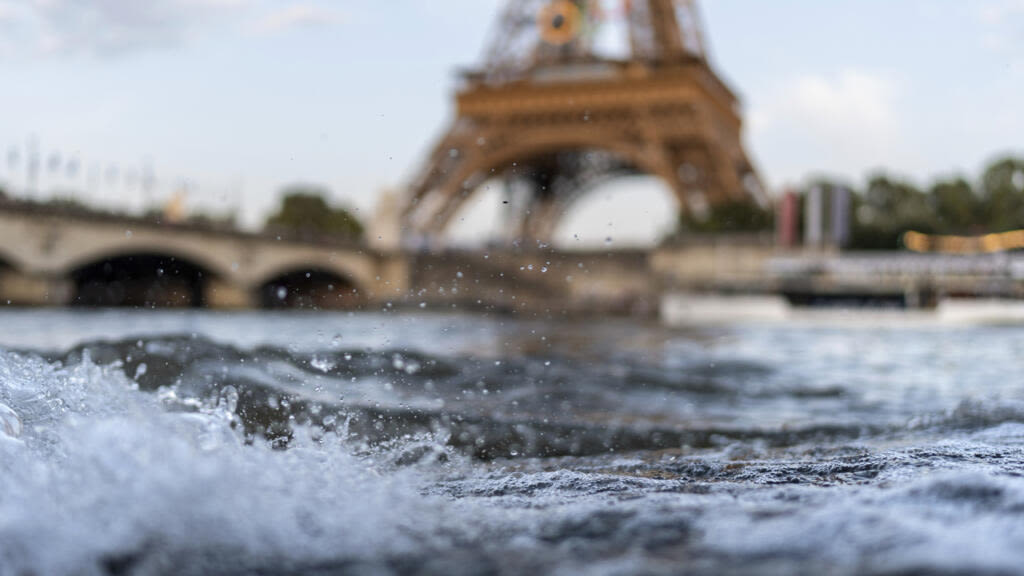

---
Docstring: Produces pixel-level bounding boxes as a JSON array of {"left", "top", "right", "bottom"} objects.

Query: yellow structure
[{"left": 404, "top": 0, "right": 764, "bottom": 244}]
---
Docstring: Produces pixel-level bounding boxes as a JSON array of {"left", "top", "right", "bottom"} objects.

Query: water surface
[{"left": 2, "top": 309, "right": 1024, "bottom": 575}]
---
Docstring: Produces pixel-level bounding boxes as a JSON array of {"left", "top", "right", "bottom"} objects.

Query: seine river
[{"left": 2, "top": 309, "right": 1024, "bottom": 575}]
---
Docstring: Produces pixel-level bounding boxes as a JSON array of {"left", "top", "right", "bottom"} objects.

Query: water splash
[{"left": 2, "top": 315, "right": 1024, "bottom": 573}]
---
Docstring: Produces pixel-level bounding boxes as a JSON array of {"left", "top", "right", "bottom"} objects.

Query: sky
[{"left": 0, "top": 0, "right": 1022, "bottom": 245}]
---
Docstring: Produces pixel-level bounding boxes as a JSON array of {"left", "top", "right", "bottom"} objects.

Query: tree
[
  {"left": 979, "top": 156, "right": 1024, "bottom": 232},
  {"left": 928, "top": 177, "right": 980, "bottom": 234},
  {"left": 679, "top": 198, "right": 773, "bottom": 234},
  {"left": 849, "top": 175, "right": 935, "bottom": 249},
  {"left": 265, "top": 186, "right": 363, "bottom": 241},
  {"left": 186, "top": 212, "right": 237, "bottom": 230}
]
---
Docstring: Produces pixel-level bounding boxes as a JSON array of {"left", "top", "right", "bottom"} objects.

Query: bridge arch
[
  {"left": 0, "top": 254, "right": 13, "bottom": 295},
  {"left": 0, "top": 244, "right": 27, "bottom": 274},
  {"left": 69, "top": 251, "right": 216, "bottom": 308},
  {"left": 256, "top": 266, "right": 363, "bottom": 310},
  {"left": 57, "top": 237, "right": 234, "bottom": 282},
  {"left": 238, "top": 251, "right": 376, "bottom": 297}
]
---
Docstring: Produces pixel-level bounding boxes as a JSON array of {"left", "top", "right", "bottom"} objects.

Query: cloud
[
  {"left": 980, "top": 0, "right": 1024, "bottom": 23},
  {"left": 0, "top": 2, "right": 17, "bottom": 24},
  {"left": 2, "top": 0, "right": 249, "bottom": 57},
  {"left": 980, "top": 0, "right": 1024, "bottom": 53},
  {"left": 247, "top": 4, "right": 341, "bottom": 36},
  {"left": 0, "top": 1, "right": 342, "bottom": 57},
  {"left": 748, "top": 70, "right": 917, "bottom": 186}
]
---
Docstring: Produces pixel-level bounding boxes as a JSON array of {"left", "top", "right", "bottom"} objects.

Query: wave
[
  {"left": 5, "top": 338, "right": 1024, "bottom": 574},
  {"left": 22, "top": 336, "right": 878, "bottom": 460}
]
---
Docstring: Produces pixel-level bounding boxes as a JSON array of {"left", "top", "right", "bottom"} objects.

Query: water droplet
[
  {"left": 310, "top": 356, "right": 336, "bottom": 373},
  {"left": 218, "top": 385, "right": 238, "bottom": 414}
]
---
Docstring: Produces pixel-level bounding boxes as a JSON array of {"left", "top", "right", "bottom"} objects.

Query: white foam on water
[
  {"left": 0, "top": 350, "right": 449, "bottom": 574},
  {"left": 4, "top": 314, "right": 1024, "bottom": 574},
  {"left": 0, "top": 402, "right": 21, "bottom": 439}
]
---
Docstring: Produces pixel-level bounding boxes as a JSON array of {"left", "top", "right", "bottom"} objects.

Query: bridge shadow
[
  {"left": 258, "top": 269, "right": 361, "bottom": 310},
  {"left": 71, "top": 253, "right": 209, "bottom": 308},
  {"left": 0, "top": 257, "right": 10, "bottom": 293}
]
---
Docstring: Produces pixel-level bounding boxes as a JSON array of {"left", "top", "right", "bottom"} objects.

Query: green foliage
[
  {"left": 929, "top": 177, "right": 980, "bottom": 233},
  {"left": 849, "top": 175, "right": 936, "bottom": 249},
  {"left": 265, "top": 186, "right": 363, "bottom": 241},
  {"left": 862, "top": 175, "right": 936, "bottom": 231},
  {"left": 680, "top": 198, "right": 773, "bottom": 233},
  {"left": 37, "top": 194, "right": 94, "bottom": 213},
  {"left": 805, "top": 155, "right": 1024, "bottom": 250},
  {"left": 186, "top": 212, "right": 237, "bottom": 229},
  {"left": 979, "top": 157, "right": 1024, "bottom": 231}
]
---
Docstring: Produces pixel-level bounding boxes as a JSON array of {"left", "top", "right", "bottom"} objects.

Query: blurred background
[
  {"left": 0, "top": 0, "right": 1023, "bottom": 314},
  {"left": 7, "top": 6, "right": 1024, "bottom": 573}
]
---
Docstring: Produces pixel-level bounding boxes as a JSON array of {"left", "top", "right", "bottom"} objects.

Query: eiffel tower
[{"left": 404, "top": 0, "right": 764, "bottom": 245}]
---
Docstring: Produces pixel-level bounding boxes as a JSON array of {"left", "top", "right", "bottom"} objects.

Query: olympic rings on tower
[{"left": 537, "top": 0, "right": 583, "bottom": 46}]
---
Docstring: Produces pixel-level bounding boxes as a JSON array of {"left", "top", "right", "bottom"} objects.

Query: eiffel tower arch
[{"left": 404, "top": 0, "right": 765, "bottom": 246}]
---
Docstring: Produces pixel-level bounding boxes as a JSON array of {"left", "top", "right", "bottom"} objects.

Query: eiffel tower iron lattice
[{"left": 404, "top": 0, "right": 765, "bottom": 246}]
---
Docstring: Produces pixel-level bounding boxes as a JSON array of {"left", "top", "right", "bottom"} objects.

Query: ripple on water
[{"left": 2, "top": 316, "right": 1024, "bottom": 574}]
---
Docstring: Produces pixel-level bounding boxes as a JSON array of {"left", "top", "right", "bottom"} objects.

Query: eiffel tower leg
[
  {"left": 501, "top": 176, "right": 536, "bottom": 245},
  {"left": 519, "top": 192, "right": 572, "bottom": 247},
  {"left": 647, "top": 143, "right": 699, "bottom": 220}
]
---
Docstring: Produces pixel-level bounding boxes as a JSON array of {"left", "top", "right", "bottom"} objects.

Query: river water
[{"left": 2, "top": 309, "right": 1024, "bottom": 575}]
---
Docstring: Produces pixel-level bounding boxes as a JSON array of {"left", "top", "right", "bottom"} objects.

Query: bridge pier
[
  {"left": 0, "top": 271, "right": 73, "bottom": 306},
  {"left": 204, "top": 279, "right": 257, "bottom": 309},
  {"left": 367, "top": 253, "right": 411, "bottom": 303}
]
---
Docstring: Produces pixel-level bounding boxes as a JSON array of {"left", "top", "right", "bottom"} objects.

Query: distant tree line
[
  {"left": 676, "top": 155, "right": 1024, "bottom": 250},
  {"left": 0, "top": 182, "right": 365, "bottom": 242},
  {"left": 680, "top": 198, "right": 774, "bottom": 234},
  {"left": 807, "top": 155, "right": 1024, "bottom": 250}
]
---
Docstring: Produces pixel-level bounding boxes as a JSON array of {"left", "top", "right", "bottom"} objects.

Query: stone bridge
[
  {"left": 0, "top": 203, "right": 671, "bottom": 313},
  {"left": 0, "top": 203, "right": 408, "bottom": 308},
  {"left": 3, "top": 203, "right": 1023, "bottom": 312}
]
